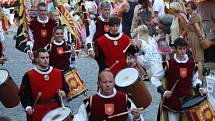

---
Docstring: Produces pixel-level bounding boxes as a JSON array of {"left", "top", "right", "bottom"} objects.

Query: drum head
[
  {"left": 42, "top": 107, "right": 71, "bottom": 121},
  {"left": 182, "top": 96, "right": 207, "bottom": 110},
  {"left": 115, "top": 68, "right": 139, "bottom": 87},
  {"left": 0, "top": 69, "right": 9, "bottom": 85}
]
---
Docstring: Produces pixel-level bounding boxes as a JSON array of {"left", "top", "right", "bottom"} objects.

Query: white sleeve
[
  {"left": 192, "top": 68, "right": 202, "bottom": 87},
  {"left": 85, "top": 20, "right": 96, "bottom": 49},
  {"left": 152, "top": 0, "right": 159, "bottom": 12},
  {"left": 27, "top": 28, "right": 34, "bottom": 51},
  {"left": 73, "top": 104, "right": 89, "bottom": 121},
  {"left": 128, "top": 98, "right": 144, "bottom": 121},
  {"left": 151, "top": 62, "right": 165, "bottom": 88}
]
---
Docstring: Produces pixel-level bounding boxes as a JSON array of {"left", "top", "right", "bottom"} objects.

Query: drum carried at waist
[
  {"left": 42, "top": 107, "right": 73, "bottom": 121},
  {"left": 182, "top": 96, "right": 215, "bottom": 121},
  {"left": 0, "top": 69, "right": 20, "bottom": 108},
  {"left": 115, "top": 68, "right": 152, "bottom": 108},
  {"left": 63, "top": 68, "right": 87, "bottom": 101}
]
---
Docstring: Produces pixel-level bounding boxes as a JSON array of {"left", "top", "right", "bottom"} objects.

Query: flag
[
  {"left": 53, "top": 0, "right": 81, "bottom": 50},
  {"left": 15, "top": 0, "right": 31, "bottom": 53}
]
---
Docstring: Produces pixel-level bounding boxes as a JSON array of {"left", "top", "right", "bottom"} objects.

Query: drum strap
[{"left": 83, "top": 96, "right": 93, "bottom": 117}]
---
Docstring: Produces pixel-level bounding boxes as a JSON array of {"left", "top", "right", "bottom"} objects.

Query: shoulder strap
[{"left": 83, "top": 96, "right": 93, "bottom": 117}]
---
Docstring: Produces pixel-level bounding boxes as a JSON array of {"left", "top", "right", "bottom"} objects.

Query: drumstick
[
  {"left": 33, "top": 92, "right": 42, "bottom": 107},
  {"left": 107, "top": 107, "right": 144, "bottom": 119},
  {"left": 63, "top": 50, "right": 81, "bottom": 53},
  {"left": 59, "top": 91, "right": 65, "bottom": 109},
  {"left": 123, "top": 43, "right": 131, "bottom": 53},
  {"left": 170, "top": 79, "right": 180, "bottom": 93},
  {"left": 109, "top": 60, "right": 119, "bottom": 70}
]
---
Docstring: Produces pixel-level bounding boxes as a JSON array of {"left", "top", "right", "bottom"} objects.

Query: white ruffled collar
[
  {"left": 37, "top": 16, "right": 49, "bottom": 24},
  {"left": 97, "top": 88, "right": 117, "bottom": 98},
  {"left": 53, "top": 40, "right": 64, "bottom": 46},
  {"left": 34, "top": 66, "right": 53, "bottom": 75},
  {"left": 174, "top": 54, "right": 189, "bottom": 63}
]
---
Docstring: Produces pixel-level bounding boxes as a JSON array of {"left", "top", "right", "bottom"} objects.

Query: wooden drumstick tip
[
  {"left": 33, "top": 92, "right": 42, "bottom": 106},
  {"left": 109, "top": 60, "right": 120, "bottom": 70},
  {"left": 123, "top": 43, "right": 131, "bottom": 53},
  {"left": 108, "top": 107, "right": 144, "bottom": 119},
  {"left": 38, "top": 92, "right": 42, "bottom": 97}
]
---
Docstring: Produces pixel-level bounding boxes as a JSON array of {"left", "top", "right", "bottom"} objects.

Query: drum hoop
[
  {"left": 115, "top": 68, "right": 139, "bottom": 87},
  {"left": 0, "top": 69, "right": 9, "bottom": 85},
  {"left": 181, "top": 95, "right": 207, "bottom": 111},
  {"left": 42, "top": 107, "right": 71, "bottom": 121}
]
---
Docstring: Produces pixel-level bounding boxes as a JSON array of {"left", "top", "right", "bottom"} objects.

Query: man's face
[
  {"left": 38, "top": 6, "right": 48, "bottom": 18},
  {"left": 109, "top": 24, "right": 120, "bottom": 34},
  {"left": 101, "top": 8, "right": 110, "bottom": 20},
  {"left": 36, "top": 52, "right": 49, "bottom": 68},
  {"left": 55, "top": 29, "right": 64, "bottom": 41},
  {"left": 98, "top": 72, "right": 115, "bottom": 96},
  {"left": 176, "top": 46, "right": 187, "bottom": 58}
]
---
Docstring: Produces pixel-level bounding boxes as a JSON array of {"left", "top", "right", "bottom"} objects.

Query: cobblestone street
[
  {"left": 0, "top": 25, "right": 160, "bottom": 121},
  {"left": 1, "top": 25, "right": 215, "bottom": 121}
]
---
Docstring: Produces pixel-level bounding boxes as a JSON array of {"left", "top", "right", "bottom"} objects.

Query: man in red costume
[
  {"left": 73, "top": 70, "right": 144, "bottom": 121},
  {"left": 151, "top": 37, "right": 206, "bottom": 121},
  {"left": 85, "top": 1, "right": 112, "bottom": 58},
  {"left": 19, "top": 48, "right": 69, "bottom": 121},
  {"left": 96, "top": 16, "right": 138, "bottom": 76},
  {"left": 27, "top": 2, "right": 56, "bottom": 60}
]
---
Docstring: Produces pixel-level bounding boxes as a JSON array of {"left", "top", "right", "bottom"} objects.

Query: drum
[
  {"left": 182, "top": 96, "right": 215, "bottom": 121},
  {"left": 42, "top": 107, "right": 73, "bottom": 121},
  {"left": 0, "top": 69, "right": 20, "bottom": 108},
  {"left": 115, "top": 68, "right": 152, "bottom": 108},
  {"left": 63, "top": 68, "right": 87, "bottom": 101}
]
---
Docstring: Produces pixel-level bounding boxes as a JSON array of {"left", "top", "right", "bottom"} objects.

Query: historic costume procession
[{"left": 0, "top": 0, "right": 215, "bottom": 120}]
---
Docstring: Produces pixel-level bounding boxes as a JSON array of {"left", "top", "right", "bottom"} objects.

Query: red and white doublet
[
  {"left": 73, "top": 88, "right": 144, "bottom": 121},
  {"left": 89, "top": 91, "right": 128, "bottom": 121},
  {"left": 163, "top": 59, "right": 195, "bottom": 111},
  {"left": 29, "top": 17, "right": 56, "bottom": 51},
  {"left": 96, "top": 33, "right": 130, "bottom": 76},
  {"left": 47, "top": 40, "right": 71, "bottom": 70},
  {"left": 19, "top": 66, "right": 66, "bottom": 121},
  {"left": 94, "top": 16, "right": 109, "bottom": 41},
  {"left": 85, "top": 16, "right": 109, "bottom": 50}
]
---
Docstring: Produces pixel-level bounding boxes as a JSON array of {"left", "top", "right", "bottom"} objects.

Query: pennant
[
  {"left": 15, "top": 0, "right": 31, "bottom": 53},
  {"left": 53, "top": 0, "right": 81, "bottom": 50}
]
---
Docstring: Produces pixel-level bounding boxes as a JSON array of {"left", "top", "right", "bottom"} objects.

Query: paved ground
[
  {"left": 0, "top": 25, "right": 160, "bottom": 121},
  {"left": 0, "top": 25, "right": 214, "bottom": 121}
]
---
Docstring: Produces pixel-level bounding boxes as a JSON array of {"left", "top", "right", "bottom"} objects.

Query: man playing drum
[
  {"left": 73, "top": 70, "right": 144, "bottom": 121},
  {"left": 151, "top": 37, "right": 206, "bottom": 121},
  {"left": 19, "top": 48, "right": 69, "bottom": 121},
  {"left": 96, "top": 16, "right": 138, "bottom": 76}
]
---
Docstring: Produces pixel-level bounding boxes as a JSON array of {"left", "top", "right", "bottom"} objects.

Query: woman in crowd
[{"left": 186, "top": 1, "right": 204, "bottom": 80}]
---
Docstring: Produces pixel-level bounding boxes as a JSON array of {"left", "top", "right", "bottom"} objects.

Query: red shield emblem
[
  {"left": 41, "top": 30, "right": 47, "bottom": 38},
  {"left": 180, "top": 68, "right": 187, "bottom": 78},
  {"left": 104, "top": 25, "right": 110, "bottom": 32},
  {"left": 57, "top": 47, "right": 64, "bottom": 55},
  {"left": 105, "top": 104, "right": 114, "bottom": 116}
]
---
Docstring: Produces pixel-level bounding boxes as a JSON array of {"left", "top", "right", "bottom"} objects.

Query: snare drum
[
  {"left": 0, "top": 69, "right": 20, "bottom": 108},
  {"left": 63, "top": 68, "right": 87, "bottom": 101},
  {"left": 115, "top": 68, "right": 152, "bottom": 108},
  {"left": 42, "top": 107, "right": 73, "bottom": 121},
  {"left": 182, "top": 96, "right": 214, "bottom": 121}
]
